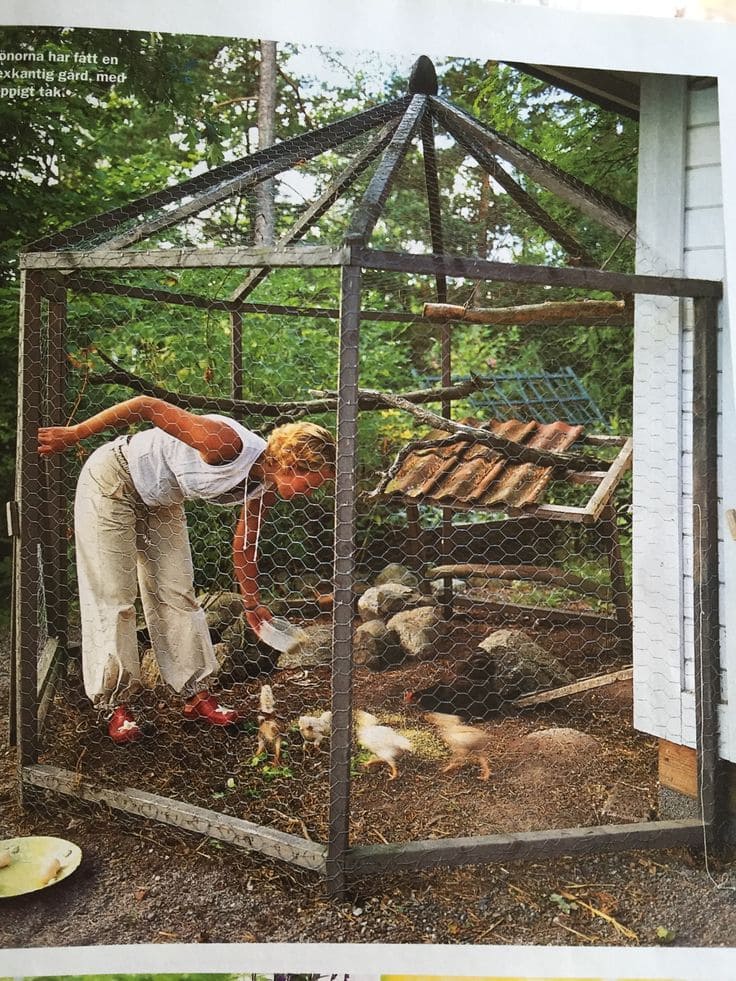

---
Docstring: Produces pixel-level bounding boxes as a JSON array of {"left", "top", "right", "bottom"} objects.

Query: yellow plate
[{"left": 0, "top": 836, "right": 82, "bottom": 898}]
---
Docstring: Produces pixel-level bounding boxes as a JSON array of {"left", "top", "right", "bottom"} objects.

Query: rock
[
  {"left": 478, "top": 628, "right": 574, "bottom": 699},
  {"left": 198, "top": 591, "right": 243, "bottom": 632},
  {"left": 358, "top": 583, "right": 433, "bottom": 622},
  {"left": 521, "top": 726, "right": 599, "bottom": 756},
  {"left": 373, "top": 563, "right": 420, "bottom": 589},
  {"left": 353, "top": 619, "right": 406, "bottom": 671},
  {"left": 386, "top": 605, "right": 445, "bottom": 660},
  {"left": 277, "top": 623, "right": 333, "bottom": 669}
]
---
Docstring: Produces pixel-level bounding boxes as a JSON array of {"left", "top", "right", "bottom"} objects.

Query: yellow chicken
[
  {"left": 426, "top": 711, "right": 492, "bottom": 781},
  {"left": 298, "top": 710, "right": 332, "bottom": 751},
  {"left": 355, "top": 709, "right": 413, "bottom": 781}
]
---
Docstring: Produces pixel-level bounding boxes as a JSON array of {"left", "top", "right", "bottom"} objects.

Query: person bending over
[{"left": 38, "top": 396, "right": 335, "bottom": 745}]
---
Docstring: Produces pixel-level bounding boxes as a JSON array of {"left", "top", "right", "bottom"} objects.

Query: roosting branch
[
  {"left": 327, "top": 388, "right": 601, "bottom": 473},
  {"left": 88, "top": 352, "right": 495, "bottom": 419},
  {"left": 422, "top": 298, "right": 633, "bottom": 327}
]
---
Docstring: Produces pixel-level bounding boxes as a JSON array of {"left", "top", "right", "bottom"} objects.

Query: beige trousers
[{"left": 74, "top": 439, "right": 218, "bottom": 706}]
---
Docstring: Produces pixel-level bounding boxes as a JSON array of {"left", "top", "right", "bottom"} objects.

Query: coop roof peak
[{"left": 408, "top": 56, "right": 438, "bottom": 95}]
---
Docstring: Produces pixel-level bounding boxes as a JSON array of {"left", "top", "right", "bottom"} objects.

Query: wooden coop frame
[{"left": 12, "top": 56, "right": 725, "bottom": 898}]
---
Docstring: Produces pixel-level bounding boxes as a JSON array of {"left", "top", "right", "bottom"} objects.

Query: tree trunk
[{"left": 255, "top": 40, "right": 277, "bottom": 246}]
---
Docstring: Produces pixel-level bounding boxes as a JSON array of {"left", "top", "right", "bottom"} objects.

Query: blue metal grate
[{"left": 425, "top": 368, "right": 610, "bottom": 431}]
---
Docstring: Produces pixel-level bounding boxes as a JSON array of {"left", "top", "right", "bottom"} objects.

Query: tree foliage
[{"left": 1, "top": 28, "right": 638, "bottom": 608}]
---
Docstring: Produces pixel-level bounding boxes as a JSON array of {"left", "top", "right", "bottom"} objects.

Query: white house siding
[{"left": 634, "top": 76, "right": 730, "bottom": 756}]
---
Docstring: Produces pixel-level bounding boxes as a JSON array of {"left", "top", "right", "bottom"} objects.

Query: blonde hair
[{"left": 265, "top": 421, "right": 335, "bottom": 473}]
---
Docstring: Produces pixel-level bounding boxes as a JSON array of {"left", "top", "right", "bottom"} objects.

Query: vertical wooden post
[
  {"left": 326, "top": 264, "right": 361, "bottom": 898},
  {"left": 692, "top": 295, "right": 722, "bottom": 844},
  {"left": 230, "top": 310, "right": 243, "bottom": 402},
  {"left": 599, "top": 505, "right": 632, "bottom": 655},
  {"left": 16, "top": 270, "right": 45, "bottom": 777},
  {"left": 421, "top": 113, "right": 454, "bottom": 617},
  {"left": 44, "top": 280, "right": 69, "bottom": 651}
]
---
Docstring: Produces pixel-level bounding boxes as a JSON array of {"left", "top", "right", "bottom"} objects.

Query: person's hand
[
  {"left": 245, "top": 604, "right": 273, "bottom": 633},
  {"left": 38, "top": 425, "right": 81, "bottom": 456}
]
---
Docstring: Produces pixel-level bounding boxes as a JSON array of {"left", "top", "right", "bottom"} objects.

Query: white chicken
[
  {"left": 355, "top": 709, "right": 413, "bottom": 781},
  {"left": 298, "top": 710, "right": 332, "bottom": 751},
  {"left": 426, "top": 711, "right": 492, "bottom": 781}
]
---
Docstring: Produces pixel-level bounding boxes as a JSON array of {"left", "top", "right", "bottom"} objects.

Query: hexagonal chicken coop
[{"left": 13, "top": 56, "right": 722, "bottom": 896}]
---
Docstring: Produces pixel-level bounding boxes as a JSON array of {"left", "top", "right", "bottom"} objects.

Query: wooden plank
[
  {"left": 692, "top": 295, "right": 723, "bottom": 841},
  {"left": 352, "top": 247, "right": 722, "bottom": 299},
  {"left": 685, "top": 164, "right": 723, "bottom": 210},
  {"left": 685, "top": 207, "right": 725, "bottom": 250},
  {"left": 658, "top": 738, "right": 698, "bottom": 798},
  {"left": 632, "top": 75, "right": 688, "bottom": 746},
  {"left": 453, "top": 594, "right": 619, "bottom": 630},
  {"left": 28, "top": 97, "right": 410, "bottom": 253},
  {"left": 435, "top": 112, "right": 597, "bottom": 266},
  {"left": 598, "top": 506, "right": 633, "bottom": 652},
  {"left": 22, "top": 245, "right": 350, "bottom": 271},
  {"left": 688, "top": 82, "right": 719, "bottom": 127},
  {"left": 230, "top": 310, "right": 243, "bottom": 403},
  {"left": 505, "top": 503, "right": 590, "bottom": 523},
  {"left": 327, "top": 265, "right": 362, "bottom": 899},
  {"left": 512, "top": 668, "right": 633, "bottom": 708},
  {"left": 584, "top": 437, "right": 633, "bottom": 522},
  {"left": 427, "top": 562, "right": 612, "bottom": 601},
  {"left": 36, "top": 637, "right": 59, "bottom": 696},
  {"left": 45, "top": 280, "right": 69, "bottom": 652},
  {"left": 345, "top": 819, "right": 705, "bottom": 875},
  {"left": 346, "top": 94, "right": 427, "bottom": 247},
  {"left": 16, "top": 270, "right": 44, "bottom": 769},
  {"left": 231, "top": 120, "right": 397, "bottom": 303},
  {"left": 686, "top": 123, "right": 721, "bottom": 168},
  {"left": 431, "top": 96, "right": 636, "bottom": 239},
  {"left": 64, "top": 274, "right": 418, "bottom": 323},
  {"left": 23, "top": 764, "right": 326, "bottom": 871}
]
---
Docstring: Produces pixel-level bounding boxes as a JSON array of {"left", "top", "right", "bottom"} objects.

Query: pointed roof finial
[{"left": 408, "top": 56, "right": 438, "bottom": 95}]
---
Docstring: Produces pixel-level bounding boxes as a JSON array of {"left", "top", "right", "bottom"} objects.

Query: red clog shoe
[
  {"left": 108, "top": 704, "right": 142, "bottom": 745},
  {"left": 183, "top": 692, "right": 242, "bottom": 726}
]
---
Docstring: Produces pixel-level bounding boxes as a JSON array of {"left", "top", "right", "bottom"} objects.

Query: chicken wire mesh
[{"left": 12, "top": 54, "right": 723, "bottom": 894}]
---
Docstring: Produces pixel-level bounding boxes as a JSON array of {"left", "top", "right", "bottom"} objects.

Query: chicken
[
  {"left": 298, "top": 710, "right": 332, "bottom": 751},
  {"left": 259, "top": 684, "right": 276, "bottom": 716},
  {"left": 404, "top": 654, "right": 503, "bottom": 719},
  {"left": 426, "top": 711, "right": 493, "bottom": 781},
  {"left": 256, "top": 684, "right": 282, "bottom": 763},
  {"left": 256, "top": 718, "right": 282, "bottom": 763},
  {"left": 355, "top": 709, "right": 413, "bottom": 781}
]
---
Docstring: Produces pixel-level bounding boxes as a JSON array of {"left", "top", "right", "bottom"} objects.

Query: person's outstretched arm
[
  {"left": 233, "top": 491, "right": 277, "bottom": 631},
  {"left": 37, "top": 395, "right": 242, "bottom": 464}
]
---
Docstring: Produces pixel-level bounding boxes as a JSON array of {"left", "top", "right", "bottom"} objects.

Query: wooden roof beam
[{"left": 431, "top": 96, "right": 636, "bottom": 240}]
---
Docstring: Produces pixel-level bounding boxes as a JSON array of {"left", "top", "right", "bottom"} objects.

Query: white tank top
[{"left": 125, "top": 414, "right": 267, "bottom": 508}]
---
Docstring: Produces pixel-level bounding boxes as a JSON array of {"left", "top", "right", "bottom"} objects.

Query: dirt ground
[{"left": 3, "top": 628, "right": 736, "bottom": 950}]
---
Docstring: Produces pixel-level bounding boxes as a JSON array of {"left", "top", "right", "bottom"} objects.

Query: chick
[
  {"left": 355, "top": 709, "right": 413, "bottom": 781},
  {"left": 256, "top": 717, "right": 282, "bottom": 763},
  {"left": 256, "top": 684, "right": 282, "bottom": 763},
  {"left": 426, "top": 711, "right": 492, "bottom": 781},
  {"left": 298, "top": 710, "right": 332, "bottom": 751}
]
